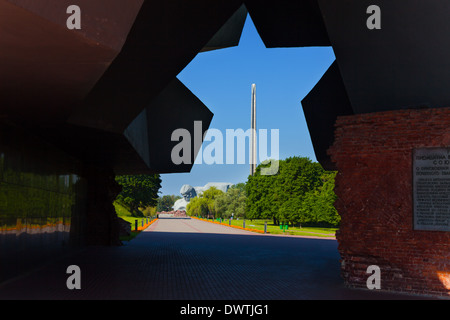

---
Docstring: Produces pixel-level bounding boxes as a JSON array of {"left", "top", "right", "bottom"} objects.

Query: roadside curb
[
  {"left": 135, "top": 218, "right": 158, "bottom": 231},
  {"left": 190, "top": 217, "right": 336, "bottom": 239},
  {"left": 191, "top": 216, "right": 267, "bottom": 234}
]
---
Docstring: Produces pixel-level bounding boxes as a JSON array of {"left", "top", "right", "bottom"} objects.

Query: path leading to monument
[
  {"left": 0, "top": 218, "right": 422, "bottom": 300},
  {"left": 147, "top": 217, "right": 260, "bottom": 235}
]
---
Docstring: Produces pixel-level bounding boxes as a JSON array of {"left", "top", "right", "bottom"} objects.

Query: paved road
[{"left": 0, "top": 218, "right": 423, "bottom": 300}]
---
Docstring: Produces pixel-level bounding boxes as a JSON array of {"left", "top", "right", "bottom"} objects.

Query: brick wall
[{"left": 328, "top": 107, "right": 450, "bottom": 297}]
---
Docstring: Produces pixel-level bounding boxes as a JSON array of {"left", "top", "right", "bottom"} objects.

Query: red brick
[{"left": 329, "top": 107, "right": 450, "bottom": 297}]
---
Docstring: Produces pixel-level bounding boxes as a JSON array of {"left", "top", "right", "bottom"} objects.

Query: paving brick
[{"left": 0, "top": 218, "right": 426, "bottom": 300}]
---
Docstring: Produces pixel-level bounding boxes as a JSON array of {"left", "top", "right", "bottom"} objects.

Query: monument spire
[{"left": 250, "top": 83, "right": 257, "bottom": 175}]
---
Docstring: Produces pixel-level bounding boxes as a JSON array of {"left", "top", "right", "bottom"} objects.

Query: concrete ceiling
[{"left": 2, "top": 0, "right": 446, "bottom": 172}]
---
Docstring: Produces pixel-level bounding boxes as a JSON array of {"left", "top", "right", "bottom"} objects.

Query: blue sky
[{"left": 159, "top": 15, "right": 335, "bottom": 196}]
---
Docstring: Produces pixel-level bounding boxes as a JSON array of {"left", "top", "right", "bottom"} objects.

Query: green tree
[
  {"left": 115, "top": 174, "right": 161, "bottom": 215},
  {"left": 201, "top": 187, "right": 223, "bottom": 217},
  {"left": 186, "top": 197, "right": 210, "bottom": 217},
  {"left": 186, "top": 187, "right": 224, "bottom": 218},
  {"left": 246, "top": 156, "right": 333, "bottom": 226},
  {"left": 278, "top": 197, "right": 304, "bottom": 226},
  {"left": 245, "top": 163, "right": 277, "bottom": 222},
  {"left": 273, "top": 157, "right": 324, "bottom": 225},
  {"left": 201, "top": 187, "right": 223, "bottom": 201},
  {"left": 157, "top": 194, "right": 182, "bottom": 212},
  {"left": 215, "top": 183, "right": 246, "bottom": 219},
  {"left": 299, "top": 171, "right": 340, "bottom": 226}
]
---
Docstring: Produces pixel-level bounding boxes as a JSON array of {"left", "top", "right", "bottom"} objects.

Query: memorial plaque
[{"left": 413, "top": 148, "right": 450, "bottom": 231}]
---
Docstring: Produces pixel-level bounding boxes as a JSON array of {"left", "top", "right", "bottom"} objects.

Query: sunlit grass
[{"left": 196, "top": 217, "right": 337, "bottom": 237}]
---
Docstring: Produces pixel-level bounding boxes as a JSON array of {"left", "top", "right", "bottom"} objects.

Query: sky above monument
[{"left": 159, "top": 15, "right": 335, "bottom": 196}]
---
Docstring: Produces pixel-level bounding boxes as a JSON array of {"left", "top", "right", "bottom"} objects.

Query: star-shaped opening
[{"left": 161, "top": 13, "right": 335, "bottom": 195}]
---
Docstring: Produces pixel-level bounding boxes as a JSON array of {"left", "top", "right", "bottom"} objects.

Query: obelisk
[{"left": 250, "top": 83, "right": 256, "bottom": 175}]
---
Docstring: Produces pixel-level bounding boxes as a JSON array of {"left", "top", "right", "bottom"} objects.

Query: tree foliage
[
  {"left": 184, "top": 156, "right": 339, "bottom": 227},
  {"left": 157, "top": 194, "right": 181, "bottom": 212},
  {"left": 115, "top": 174, "right": 162, "bottom": 214},
  {"left": 215, "top": 183, "right": 246, "bottom": 219},
  {"left": 245, "top": 156, "right": 339, "bottom": 227},
  {"left": 186, "top": 186, "right": 223, "bottom": 218},
  {"left": 186, "top": 196, "right": 210, "bottom": 217},
  {"left": 299, "top": 171, "right": 340, "bottom": 226}
]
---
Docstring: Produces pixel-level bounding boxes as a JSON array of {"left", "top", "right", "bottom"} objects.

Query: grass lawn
[
  {"left": 205, "top": 218, "right": 338, "bottom": 238},
  {"left": 114, "top": 201, "right": 155, "bottom": 241},
  {"left": 119, "top": 215, "right": 150, "bottom": 228},
  {"left": 114, "top": 201, "right": 151, "bottom": 227}
]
